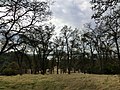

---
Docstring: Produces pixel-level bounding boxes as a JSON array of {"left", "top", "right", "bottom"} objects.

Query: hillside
[{"left": 0, "top": 73, "right": 120, "bottom": 90}]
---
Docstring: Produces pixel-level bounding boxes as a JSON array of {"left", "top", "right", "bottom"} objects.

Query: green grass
[{"left": 0, "top": 73, "right": 120, "bottom": 90}]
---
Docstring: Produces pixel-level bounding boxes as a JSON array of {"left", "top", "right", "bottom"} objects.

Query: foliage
[{"left": 1, "top": 62, "right": 19, "bottom": 76}]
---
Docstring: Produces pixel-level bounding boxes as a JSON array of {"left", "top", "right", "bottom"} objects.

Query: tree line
[{"left": 0, "top": 0, "right": 119, "bottom": 75}]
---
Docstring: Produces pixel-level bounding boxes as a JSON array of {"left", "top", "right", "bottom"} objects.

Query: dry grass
[{"left": 0, "top": 73, "right": 120, "bottom": 90}]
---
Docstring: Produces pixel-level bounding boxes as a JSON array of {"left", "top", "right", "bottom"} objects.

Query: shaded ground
[{"left": 0, "top": 73, "right": 120, "bottom": 90}]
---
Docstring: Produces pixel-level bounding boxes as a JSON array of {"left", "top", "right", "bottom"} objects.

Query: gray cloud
[{"left": 50, "top": 0, "right": 93, "bottom": 28}]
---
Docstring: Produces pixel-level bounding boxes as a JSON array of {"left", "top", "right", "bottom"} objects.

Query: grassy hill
[{"left": 0, "top": 73, "right": 120, "bottom": 90}]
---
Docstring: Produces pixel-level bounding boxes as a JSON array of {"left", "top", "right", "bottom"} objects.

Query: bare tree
[
  {"left": 0, "top": 0, "right": 51, "bottom": 55},
  {"left": 91, "top": 0, "right": 120, "bottom": 68}
]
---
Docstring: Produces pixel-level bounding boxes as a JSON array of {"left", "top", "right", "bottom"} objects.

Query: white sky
[{"left": 50, "top": 0, "right": 93, "bottom": 30}]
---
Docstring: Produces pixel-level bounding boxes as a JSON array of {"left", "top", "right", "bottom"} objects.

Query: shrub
[
  {"left": 0, "top": 61, "right": 9, "bottom": 73},
  {"left": 1, "top": 62, "right": 19, "bottom": 76},
  {"left": 2, "top": 68, "right": 18, "bottom": 76},
  {"left": 8, "top": 62, "right": 19, "bottom": 70},
  {"left": 103, "top": 65, "right": 120, "bottom": 74}
]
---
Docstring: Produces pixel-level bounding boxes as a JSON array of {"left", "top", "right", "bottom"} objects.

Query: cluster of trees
[{"left": 0, "top": 0, "right": 120, "bottom": 75}]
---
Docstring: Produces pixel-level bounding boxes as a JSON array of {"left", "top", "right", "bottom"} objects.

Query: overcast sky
[{"left": 50, "top": 0, "right": 93, "bottom": 29}]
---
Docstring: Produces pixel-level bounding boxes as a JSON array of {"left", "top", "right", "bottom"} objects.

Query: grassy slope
[{"left": 0, "top": 73, "right": 120, "bottom": 90}]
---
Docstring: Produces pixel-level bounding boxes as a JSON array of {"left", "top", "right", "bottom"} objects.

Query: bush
[
  {"left": 0, "top": 61, "right": 9, "bottom": 73},
  {"left": 2, "top": 68, "right": 18, "bottom": 76},
  {"left": 8, "top": 62, "right": 19, "bottom": 70},
  {"left": 103, "top": 65, "right": 120, "bottom": 74},
  {"left": 86, "top": 66, "right": 101, "bottom": 74},
  {"left": 1, "top": 62, "right": 19, "bottom": 76}
]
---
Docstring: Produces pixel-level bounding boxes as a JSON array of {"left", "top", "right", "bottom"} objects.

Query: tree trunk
[{"left": 114, "top": 35, "right": 120, "bottom": 68}]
